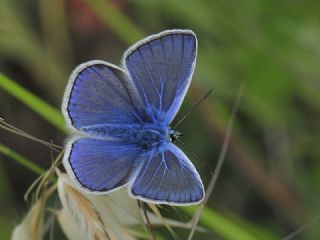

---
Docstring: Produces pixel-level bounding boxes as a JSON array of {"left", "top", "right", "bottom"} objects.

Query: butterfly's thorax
[{"left": 81, "top": 124, "right": 168, "bottom": 149}]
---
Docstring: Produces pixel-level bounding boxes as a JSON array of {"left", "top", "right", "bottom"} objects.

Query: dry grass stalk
[
  {"left": 57, "top": 208, "right": 82, "bottom": 240},
  {"left": 147, "top": 203, "right": 178, "bottom": 239},
  {"left": 57, "top": 173, "right": 110, "bottom": 240},
  {"left": 88, "top": 187, "right": 143, "bottom": 225},
  {"left": 11, "top": 195, "right": 46, "bottom": 240},
  {"left": 57, "top": 173, "right": 191, "bottom": 239},
  {"left": 87, "top": 189, "right": 142, "bottom": 240},
  {"left": 11, "top": 179, "right": 56, "bottom": 240}
]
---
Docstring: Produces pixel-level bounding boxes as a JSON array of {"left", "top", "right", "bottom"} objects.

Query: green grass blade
[
  {"left": 184, "top": 206, "right": 272, "bottom": 240},
  {"left": 0, "top": 142, "right": 45, "bottom": 175},
  {"left": 0, "top": 73, "right": 65, "bottom": 132},
  {"left": 83, "top": 0, "right": 145, "bottom": 45}
]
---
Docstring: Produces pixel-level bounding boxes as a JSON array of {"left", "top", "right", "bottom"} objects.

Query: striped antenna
[
  {"left": 176, "top": 138, "right": 213, "bottom": 175},
  {"left": 173, "top": 89, "right": 213, "bottom": 129}
]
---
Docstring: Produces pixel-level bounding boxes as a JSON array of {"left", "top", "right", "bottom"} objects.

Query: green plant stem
[
  {"left": 0, "top": 73, "right": 65, "bottom": 132},
  {"left": 184, "top": 206, "right": 269, "bottom": 240},
  {"left": 83, "top": 0, "right": 145, "bottom": 45},
  {"left": 0, "top": 142, "right": 45, "bottom": 175}
]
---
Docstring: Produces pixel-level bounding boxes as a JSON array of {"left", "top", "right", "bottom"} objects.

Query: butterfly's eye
[{"left": 169, "top": 129, "right": 183, "bottom": 142}]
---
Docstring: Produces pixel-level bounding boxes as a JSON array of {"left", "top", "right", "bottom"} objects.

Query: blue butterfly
[{"left": 62, "top": 29, "right": 204, "bottom": 205}]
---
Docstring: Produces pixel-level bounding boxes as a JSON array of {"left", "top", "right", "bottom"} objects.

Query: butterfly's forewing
[
  {"left": 123, "top": 30, "right": 197, "bottom": 125},
  {"left": 64, "top": 138, "right": 143, "bottom": 193},
  {"left": 130, "top": 143, "right": 204, "bottom": 205},
  {"left": 62, "top": 61, "right": 146, "bottom": 131}
]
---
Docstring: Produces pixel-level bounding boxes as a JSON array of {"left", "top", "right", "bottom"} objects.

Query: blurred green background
[{"left": 1, "top": 0, "right": 320, "bottom": 239}]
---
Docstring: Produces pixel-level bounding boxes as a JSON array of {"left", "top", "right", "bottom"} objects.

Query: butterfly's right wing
[
  {"left": 61, "top": 60, "right": 148, "bottom": 132},
  {"left": 130, "top": 143, "right": 204, "bottom": 205},
  {"left": 123, "top": 30, "right": 197, "bottom": 125}
]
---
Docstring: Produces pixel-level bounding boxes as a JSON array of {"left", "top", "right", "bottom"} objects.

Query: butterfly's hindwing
[
  {"left": 64, "top": 137, "right": 143, "bottom": 193},
  {"left": 130, "top": 143, "right": 204, "bottom": 205}
]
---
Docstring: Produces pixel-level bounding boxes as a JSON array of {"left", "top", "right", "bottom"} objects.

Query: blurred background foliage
[{"left": 0, "top": 0, "right": 320, "bottom": 239}]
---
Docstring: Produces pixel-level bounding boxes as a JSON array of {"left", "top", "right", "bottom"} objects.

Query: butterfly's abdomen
[
  {"left": 124, "top": 125, "right": 167, "bottom": 149},
  {"left": 134, "top": 128, "right": 166, "bottom": 149},
  {"left": 81, "top": 123, "right": 167, "bottom": 149}
]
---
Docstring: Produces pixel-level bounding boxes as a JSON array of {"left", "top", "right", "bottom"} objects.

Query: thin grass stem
[
  {"left": 187, "top": 84, "right": 245, "bottom": 240},
  {"left": 0, "top": 142, "right": 45, "bottom": 175},
  {"left": 0, "top": 73, "right": 65, "bottom": 132}
]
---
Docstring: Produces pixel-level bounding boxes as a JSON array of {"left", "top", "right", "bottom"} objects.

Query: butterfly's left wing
[
  {"left": 61, "top": 61, "right": 147, "bottom": 132},
  {"left": 130, "top": 143, "right": 204, "bottom": 205},
  {"left": 63, "top": 137, "right": 143, "bottom": 193},
  {"left": 123, "top": 29, "right": 197, "bottom": 125}
]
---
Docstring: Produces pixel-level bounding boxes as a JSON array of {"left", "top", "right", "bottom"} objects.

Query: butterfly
[{"left": 61, "top": 29, "right": 205, "bottom": 205}]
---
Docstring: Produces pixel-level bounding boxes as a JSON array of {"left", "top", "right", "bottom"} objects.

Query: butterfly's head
[{"left": 168, "top": 128, "right": 183, "bottom": 142}]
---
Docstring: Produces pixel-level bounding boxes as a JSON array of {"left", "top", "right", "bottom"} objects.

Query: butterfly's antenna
[
  {"left": 173, "top": 89, "right": 213, "bottom": 129},
  {"left": 176, "top": 138, "right": 213, "bottom": 175}
]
